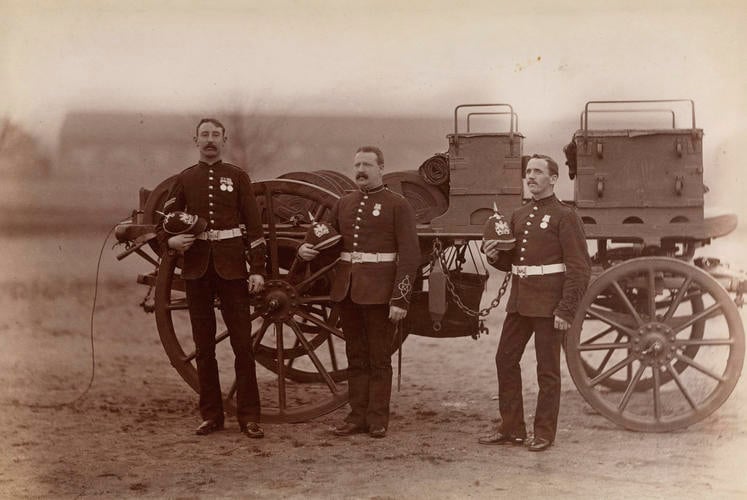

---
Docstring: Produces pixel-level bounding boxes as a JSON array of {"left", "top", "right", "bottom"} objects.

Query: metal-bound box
[
  {"left": 429, "top": 104, "right": 524, "bottom": 233},
  {"left": 570, "top": 100, "right": 704, "bottom": 228}
]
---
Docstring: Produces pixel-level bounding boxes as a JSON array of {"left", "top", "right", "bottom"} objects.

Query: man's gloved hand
[{"left": 168, "top": 234, "right": 196, "bottom": 253}]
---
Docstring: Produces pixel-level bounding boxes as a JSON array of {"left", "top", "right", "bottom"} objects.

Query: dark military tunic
[
  {"left": 488, "top": 193, "right": 591, "bottom": 443},
  {"left": 327, "top": 184, "right": 420, "bottom": 430},
  {"left": 329, "top": 185, "right": 420, "bottom": 309},
  {"left": 158, "top": 160, "right": 266, "bottom": 426},
  {"left": 491, "top": 194, "right": 590, "bottom": 322},
  {"left": 161, "top": 160, "right": 266, "bottom": 279}
]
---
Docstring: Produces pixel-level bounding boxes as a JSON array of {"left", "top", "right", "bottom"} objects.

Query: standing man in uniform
[
  {"left": 298, "top": 146, "right": 420, "bottom": 438},
  {"left": 159, "top": 118, "right": 266, "bottom": 439},
  {"left": 479, "top": 154, "right": 590, "bottom": 451}
]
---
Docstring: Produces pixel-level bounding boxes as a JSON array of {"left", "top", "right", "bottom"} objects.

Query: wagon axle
[
  {"left": 633, "top": 323, "right": 677, "bottom": 365},
  {"left": 256, "top": 280, "right": 299, "bottom": 322}
]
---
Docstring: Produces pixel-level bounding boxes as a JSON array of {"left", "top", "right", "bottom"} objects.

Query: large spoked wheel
[
  {"left": 154, "top": 179, "right": 352, "bottom": 423},
  {"left": 579, "top": 279, "right": 705, "bottom": 392},
  {"left": 566, "top": 257, "right": 745, "bottom": 432}
]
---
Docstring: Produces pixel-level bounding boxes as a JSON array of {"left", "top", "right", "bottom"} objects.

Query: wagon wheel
[
  {"left": 566, "top": 257, "right": 745, "bottom": 432},
  {"left": 154, "top": 179, "right": 352, "bottom": 423},
  {"left": 578, "top": 283, "right": 705, "bottom": 392}
]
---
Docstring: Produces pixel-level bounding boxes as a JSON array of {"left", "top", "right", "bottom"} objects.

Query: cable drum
[{"left": 418, "top": 153, "right": 450, "bottom": 187}]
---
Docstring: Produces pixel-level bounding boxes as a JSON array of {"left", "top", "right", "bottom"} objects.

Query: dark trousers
[
  {"left": 339, "top": 296, "right": 394, "bottom": 429},
  {"left": 496, "top": 313, "right": 563, "bottom": 441},
  {"left": 185, "top": 260, "right": 260, "bottom": 424}
]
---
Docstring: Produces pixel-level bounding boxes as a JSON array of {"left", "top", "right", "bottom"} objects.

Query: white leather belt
[
  {"left": 340, "top": 251, "right": 398, "bottom": 264},
  {"left": 512, "top": 263, "right": 566, "bottom": 278},
  {"left": 196, "top": 228, "right": 243, "bottom": 241}
]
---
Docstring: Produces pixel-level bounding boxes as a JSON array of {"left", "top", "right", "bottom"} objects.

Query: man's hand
[
  {"left": 168, "top": 234, "right": 196, "bottom": 253},
  {"left": 554, "top": 315, "right": 570, "bottom": 331},
  {"left": 482, "top": 239, "right": 501, "bottom": 261},
  {"left": 297, "top": 242, "right": 320, "bottom": 261},
  {"left": 389, "top": 305, "right": 407, "bottom": 323},
  {"left": 248, "top": 274, "right": 264, "bottom": 293}
]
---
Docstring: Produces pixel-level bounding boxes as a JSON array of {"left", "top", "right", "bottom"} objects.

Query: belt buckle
[
  {"left": 207, "top": 229, "right": 220, "bottom": 240},
  {"left": 351, "top": 251, "right": 363, "bottom": 264},
  {"left": 516, "top": 265, "right": 527, "bottom": 278}
]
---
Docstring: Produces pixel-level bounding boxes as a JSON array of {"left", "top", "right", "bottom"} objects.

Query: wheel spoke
[
  {"left": 264, "top": 184, "right": 280, "bottom": 279},
  {"left": 618, "top": 363, "right": 646, "bottom": 411},
  {"left": 666, "top": 363, "right": 698, "bottom": 410},
  {"left": 587, "top": 307, "right": 638, "bottom": 336},
  {"left": 593, "top": 333, "right": 623, "bottom": 375},
  {"left": 662, "top": 275, "right": 693, "bottom": 322},
  {"left": 252, "top": 318, "right": 272, "bottom": 350},
  {"left": 312, "top": 204, "right": 326, "bottom": 221},
  {"left": 652, "top": 365, "right": 662, "bottom": 421},
  {"left": 298, "top": 296, "right": 333, "bottom": 305},
  {"left": 611, "top": 281, "right": 643, "bottom": 326},
  {"left": 672, "top": 302, "right": 723, "bottom": 334},
  {"left": 183, "top": 329, "right": 230, "bottom": 363},
  {"left": 647, "top": 266, "right": 656, "bottom": 319},
  {"left": 675, "top": 338, "right": 734, "bottom": 347},
  {"left": 294, "top": 309, "right": 345, "bottom": 340},
  {"left": 287, "top": 320, "right": 339, "bottom": 393},
  {"left": 296, "top": 258, "right": 341, "bottom": 293},
  {"left": 275, "top": 322, "right": 287, "bottom": 413},
  {"left": 327, "top": 336, "right": 339, "bottom": 371},
  {"left": 226, "top": 379, "right": 237, "bottom": 401},
  {"left": 674, "top": 352, "right": 727, "bottom": 382},
  {"left": 577, "top": 341, "right": 629, "bottom": 352},
  {"left": 589, "top": 354, "right": 637, "bottom": 387},
  {"left": 580, "top": 325, "right": 616, "bottom": 346}
]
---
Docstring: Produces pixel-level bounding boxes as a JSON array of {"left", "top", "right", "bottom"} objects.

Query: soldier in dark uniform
[
  {"left": 479, "top": 154, "right": 591, "bottom": 451},
  {"left": 158, "top": 118, "right": 266, "bottom": 439},
  {"left": 298, "top": 146, "right": 420, "bottom": 438}
]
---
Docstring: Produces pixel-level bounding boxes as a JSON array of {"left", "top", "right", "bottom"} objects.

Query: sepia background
[{"left": 1, "top": 0, "right": 746, "bottom": 498}]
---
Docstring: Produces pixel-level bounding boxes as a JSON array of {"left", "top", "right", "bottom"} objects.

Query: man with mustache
[
  {"left": 479, "top": 154, "right": 590, "bottom": 451},
  {"left": 159, "top": 118, "right": 266, "bottom": 439},
  {"left": 298, "top": 146, "right": 420, "bottom": 438}
]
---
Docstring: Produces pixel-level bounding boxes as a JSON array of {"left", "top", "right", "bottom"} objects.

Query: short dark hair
[
  {"left": 195, "top": 118, "right": 226, "bottom": 137},
  {"left": 355, "top": 146, "right": 384, "bottom": 166},
  {"left": 529, "top": 154, "right": 559, "bottom": 177}
]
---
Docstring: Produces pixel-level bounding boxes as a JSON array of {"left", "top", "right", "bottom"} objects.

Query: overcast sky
[{"left": 2, "top": 0, "right": 746, "bottom": 205}]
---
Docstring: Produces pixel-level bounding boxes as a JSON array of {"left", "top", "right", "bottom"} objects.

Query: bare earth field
[{"left": 1, "top": 232, "right": 746, "bottom": 499}]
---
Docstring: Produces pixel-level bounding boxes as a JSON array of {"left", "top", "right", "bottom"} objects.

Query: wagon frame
[{"left": 114, "top": 99, "right": 746, "bottom": 432}]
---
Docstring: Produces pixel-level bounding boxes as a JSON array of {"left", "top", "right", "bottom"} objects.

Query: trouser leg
[
  {"left": 532, "top": 317, "right": 563, "bottom": 442},
  {"left": 495, "top": 313, "right": 532, "bottom": 438},
  {"left": 363, "top": 303, "right": 394, "bottom": 429},
  {"left": 185, "top": 268, "right": 223, "bottom": 422},
  {"left": 340, "top": 296, "right": 368, "bottom": 427},
  {"left": 216, "top": 275, "right": 261, "bottom": 424}
]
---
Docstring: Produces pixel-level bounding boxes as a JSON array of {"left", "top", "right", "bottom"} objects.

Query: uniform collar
[
  {"left": 359, "top": 184, "right": 386, "bottom": 194},
  {"left": 531, "top": 193, "right": 557, "bottom": 207},
  {"left": 198, "top": 159, "right": 223, "bottom": 167}
]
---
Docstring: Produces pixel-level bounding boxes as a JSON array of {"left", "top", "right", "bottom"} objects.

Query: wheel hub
[
  {"left": 257, "top": 279, "right": 298, "bottom": 321},
  {"left": 632, "top": 322, "right": 677, "bottom": 365}
]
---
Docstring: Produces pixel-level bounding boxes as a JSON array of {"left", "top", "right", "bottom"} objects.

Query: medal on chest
[
  {"left": 540, "top": 214, "right": 551, "bottom": 229},
  {"left": 219, "top": 177, "right": 234, "bottom": 192},
  {"left": 372, "top": 202, "right": 382, "bottom": 216}
]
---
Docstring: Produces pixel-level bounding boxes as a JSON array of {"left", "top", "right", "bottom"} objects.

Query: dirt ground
[{"left": 1, "top": 232, "right": 746, "bottom": 499}]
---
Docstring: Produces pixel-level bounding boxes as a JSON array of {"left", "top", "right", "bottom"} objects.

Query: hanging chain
[{"left": 432, "top": 239, "right": 511, "bottom": 320}]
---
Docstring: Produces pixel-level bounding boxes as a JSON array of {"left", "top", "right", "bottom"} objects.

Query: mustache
[{"left": 355, "top": 173, "right": 368, "bottom": 180}]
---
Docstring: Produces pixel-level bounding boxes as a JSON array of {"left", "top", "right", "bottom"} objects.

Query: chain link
[{"left": 432, "top": 239, "right": 511, "bottom": 319}]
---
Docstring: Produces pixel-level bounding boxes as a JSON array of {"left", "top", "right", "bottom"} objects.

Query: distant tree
[
  {"left": 0, "top": 118, "right": 51, "bottom": 177},
  {"left": 224, "top": 110, "right": 286, "bottom": 177}
]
